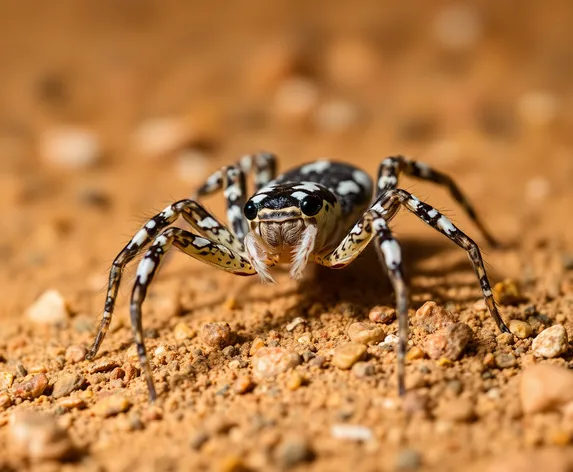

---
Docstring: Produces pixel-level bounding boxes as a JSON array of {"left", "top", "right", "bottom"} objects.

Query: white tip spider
[{"left": 86, "top": 152, "right": 509, "bottom": 401}]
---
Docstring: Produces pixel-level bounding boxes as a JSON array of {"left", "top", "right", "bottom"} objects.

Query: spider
[{"left": 86, "top": 152, "right": 509, "bottom": 401}]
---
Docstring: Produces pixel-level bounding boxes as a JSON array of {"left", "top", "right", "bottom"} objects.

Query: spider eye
[
  {"left": 300, "top": 195, "right": 322, "bottom": 216},
  {"left": 244, "top": 201, "right": 258, "bottom": 220}
]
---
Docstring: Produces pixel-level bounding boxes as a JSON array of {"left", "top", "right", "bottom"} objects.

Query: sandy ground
[{"left": 1, "top": 1, "right": 573, "bottom": 471}]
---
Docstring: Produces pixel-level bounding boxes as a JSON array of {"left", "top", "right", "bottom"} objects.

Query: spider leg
[
  {"left": 375, "top": 189, "right": 510, "bottom": 334},
  {"left": 195, "top": 152, "right": 277, "bottom": 239},
  {"left": 130, "top": 227, "right": 255, "bottom": 400},
  {"left": 86, "top": 199, "right": 243, "bottom": 361},
  {"left": 376, "top": 156, "right": 499, "bottom": 247},
  {"left": 313, "top": 212, "right": 409, "bottom": 395}
]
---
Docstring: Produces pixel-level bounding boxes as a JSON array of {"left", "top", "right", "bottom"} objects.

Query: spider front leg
[
  {"left": 130, "top": 227, "right": 255, "bottom": 401},
  {"left": 314, "top": 212, "right": 409, "bottom": 395},
  {"left": 86, "top": 199, "right": 243, "bottom": 361},
  {"left": 195, "top": 152, "right": 277, "bottom": 239},
  {"left": 376, "top": 156, "right": 499, "bottom": 247},
  {"left": 377, "top": 189, "right": 510, "bottom": 334}
]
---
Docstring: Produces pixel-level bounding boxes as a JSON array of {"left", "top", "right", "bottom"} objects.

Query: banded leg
[
  {"left": 376, "top": 156, "right": 499, "bottom": 247},
  {"left": 130, "top": 227, "right": 256, "bottom": 400},
  {"left": 86, "top": 199, "right": 242, "bottom": 360},
  {"left": 314, "top": 212, "right": 409, "bottom": 395},
  {"left": 196, "top": 152, "right": 277, "bottom": 238},
  {"left": 375, "top": 189, "right": 510, "bottom": 334}
]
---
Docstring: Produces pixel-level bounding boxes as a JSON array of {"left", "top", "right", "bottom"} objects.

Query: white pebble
[
  {"left": 379, "top": 334, "right": 399, "bottom": 347},
  {"left": 433, "top": 5, "right": 482, "bottom": 50},
  {"left": 517, "top": 91, "right": 558, "bottom": 127},
  {"left": 273, "top": 78, "right": 319, "bottom": 122},
  {"left": 331, "top": 424, "right": 373, "bottom": 442},
  {"left": 40, "top": 127, "right": 101, "bottom": 169},
  {"left": 26, "top": 290, "right": 70, "bottom": 325},
  {"left": 132, "top": 116, "right": 186, "bottom": 158},
  {"left": 286, "top": 317, "right": 306, "bottom": 332},
  {"left": 174, "top": 150, "right": 209, "bottom": 184},
  {"left": 314, "top": 99, "right": 361, "bottom": 133},
  {"left": 532, "top": 324, "right": 568, "bottom": 358}
]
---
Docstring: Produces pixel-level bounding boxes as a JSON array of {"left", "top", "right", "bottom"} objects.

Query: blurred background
[
  {"left": 0, "top": 0, "right": 572, "bottom": 312},
  {"left": 1, "top": 2, "right": 573, "bottom": 470}
]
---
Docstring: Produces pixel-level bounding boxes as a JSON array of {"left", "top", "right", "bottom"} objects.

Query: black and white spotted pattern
[{"left": 87, "top": 152, "right": 507, "bottom": 402}]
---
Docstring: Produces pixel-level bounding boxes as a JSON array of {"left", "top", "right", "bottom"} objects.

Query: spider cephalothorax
[{"left": 86, "top": 152, "right": 509, "bottom": 401}]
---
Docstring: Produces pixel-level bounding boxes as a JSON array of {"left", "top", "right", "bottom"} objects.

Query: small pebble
[
  {"left": 314, "top": 99, "right": 361, "bottom": 133},
  {"left": 332, "top": 343, "right": 367, "bottom": 369},
  {"left": 433, "top": 4, "right": 482, "bottom": 50},
  {"left": 218, "top": 455, "right": 247, "bottom": 472},
  {"left": 368, "top": 306, "right": 395, "bottom": 324},
  {"left": 423, "top": 323, "right": 473, "bottom": 361},
  {"left": 25, "top": 289, "right": 70, "bottom": 325},
  {"left": 286, "top": 371, "right": 304, "bottom": 390},
  {"left": 351, "top": 361, "right": 375, "bottom": 378},
  {"left": 517, "top": 90, "right": 558, "bottom": 128},
  {"left": 39, "top": 126, "right": 101, "bottom": 169},
  {"left": 249, "top": 337, "right": 265, "bottom": 356},
  {"left": 495, "top": 353, "right": 517, "bottom": 369},
  {"left": 532, "top": 324, "right": 568, "bottom": 358},
  {"left": 88, "top": 359, "right": 119, "bottom": 374},
  {"left": 173, "top": 322, "right": 196, "bottom": 341},
  {"left": 233, "top": 375, "right": 255, "bottom": 394},
  {"left": 222, "top": 345, "right": 239, "bottom": 358},
  {"left": 395, "top": 448, "right": 422, "bottom": 470},
  {"left": 12, "top": 373, "right": 49, "bottom": 400},
  {"left": 273, "top": 77, "right": 319, "bottom": 123},
  {"left": 132, "top": 116, "right": 186, "bottom": 158},
  {"left": 52, "top": 373, "right": 85, "bottom": 399},
  {"left": 189, "top": 430, "right": 209, "bottom": 450},
  {"left": 285, "top": 317, "right": 306, "bottom": 332},
  {"left": 434, "top": 398, "right": 475, "bottom": 422},
  {"left": 331, "top": 424, "right": 373, "bottom": 441},
  {"left": 496, "top": 332, "right": 514, "bottom": 346},
  {"left": 0, "top": 371, "right": 15, "bottom": 389},
  {"left": 57, "top": 397, "right": 86, "bottom": 410},
  {"left": 413, "top": 301, "right": 456, "bottom": 333},
  {"left": 65, "top": 345, "right": 87, "bottom": 363},
  {"left": 0, "top": 392, "right": 12, "bottom": 409},
  {"left": 509, "top": 320, "right": 533, "bottom": 339},
  {"left": 406, "top": 346, "right": 425, "bottom": 361},
  {"left": 347, "top": 322, "right": 385, "bottom": 345},
  {"left": 520, "top": 364, "right": 573, "bottom": 414},
  {"left": 10, "top": 411, "right": 74, "bottom": 460},
  {"left": 252, "top": 348, "right": 301, "bottom": 379},
  {"left": 92, "top": 395, "right": 132, "bottom": 418},
  {"left": 493, "top": 280, "right": 524, "bottom": 305},
  {"left": 201, "top": 322, "right": 236, "bottom": 349},
  {"left": 275, "top": 437, "right": 314, "bottom": 468}
]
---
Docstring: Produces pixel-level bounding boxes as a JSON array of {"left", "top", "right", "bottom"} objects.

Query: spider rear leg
[
  {"left": 86, "top": 199, "right": 243, "bottom": 361},
  {"left": 377, "top": 156, "right": 499, "bottom": 247},
  {"left": 131, "top": 227, "right": 255, "bottom": 400},
  {"left": 378, "top": 189, "right": 510, "bottom": 334},
  {"left": 314, "top": 212, "right": 409, "bottom": 395}
]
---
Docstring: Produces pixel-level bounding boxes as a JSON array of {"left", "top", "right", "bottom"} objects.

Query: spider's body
[{"left": 86, "top": 153, "right": 509, "bottom": 401}]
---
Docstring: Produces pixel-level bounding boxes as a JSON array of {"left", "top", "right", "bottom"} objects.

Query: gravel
[
  {"left": 201, "top": 322, "right": 236, "bottom": 349},
  {"left": 92, "top": 394, "right": 132, "bottom": 417},
  {"left": 252, "top": 347, "right": 301, "bottom": 379},
  {"left": 423, "top": 323, "right": 473, "bottom": 361},
  {"left": 10, "top": 411, "right": 74, "bottom": 460},
  {"left": 413, "top": 301, "right": 456, "bottom": 333},
  {"left": 51, "top": 373, "right": 85, "bottom": 398},
  {"left": 331, "top": 343, "right": 367, "bottom": 369},
  {"left": 347, "top": 322, "right": 385, "bottom": 345},
  {"left": 331, "top": 424, "right": 373, "bottom": 441},
  {"left": 532, "top": 324, "right": 569, "bottom": 358},
  {"left": 25, "top": 289, "right": 70, "bottom": 325},
  {"left": 508, "top": 320, "right": 533, "bottom": 339},
  {"left": 520, "top": 364, "right": 573, "bottom": 414},
  {"left": 275, "top": 437, "right": 314, "bottom": 468},
  {"left": 12, "top": 373, "right": 49, "bottom": 400}
]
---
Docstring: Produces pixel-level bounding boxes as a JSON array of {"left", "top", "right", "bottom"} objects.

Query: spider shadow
[{"left": 254, "top": 236, "right": 488, "bottom": 333}]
